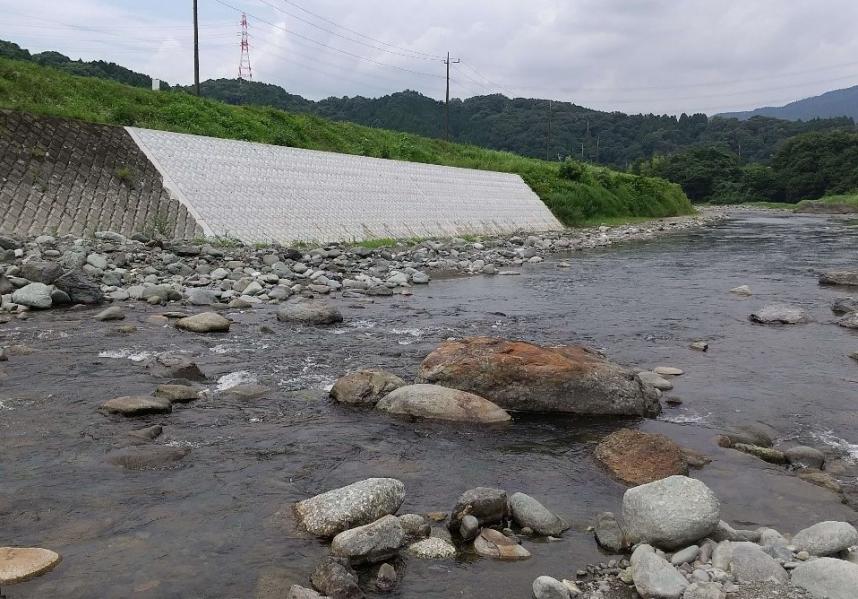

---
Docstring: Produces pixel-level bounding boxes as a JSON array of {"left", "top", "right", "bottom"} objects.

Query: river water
[{"left": 2, "top": 211, "right": 858, "bottom": 598}]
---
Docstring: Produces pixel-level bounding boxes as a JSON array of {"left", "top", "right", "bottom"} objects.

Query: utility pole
[
  {"left": 546, "top": 100, "right": 552, "bottom": 161},
  {"left": 193, "top": 0, "right": 200, "bottom": 96},
  {"left": 444, "top": 52, "right": 460, "bottom": 141}
]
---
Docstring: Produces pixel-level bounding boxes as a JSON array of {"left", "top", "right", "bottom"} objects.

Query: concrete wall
[
  {"left": 128, "top": 127, "right": 563, "bottom": 244},
  {"left": 0, "top": 111, "right": 201, "bottom": 239}
]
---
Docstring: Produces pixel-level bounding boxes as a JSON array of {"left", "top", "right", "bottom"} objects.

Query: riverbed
[{"left": 2, "top": 211, "right": 857, "bottom": 598}]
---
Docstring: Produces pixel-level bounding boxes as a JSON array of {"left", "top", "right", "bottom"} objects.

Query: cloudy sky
[{"left": 4, "top": 0, "right": 858, "bottom": 115}]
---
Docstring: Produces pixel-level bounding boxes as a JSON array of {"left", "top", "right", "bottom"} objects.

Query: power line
[
  {"left": 255, "top": 0, "right": 445, "bottom": 62},
  {"left": 211, "top": 0, "right": 446, "bottom": 80},
  {"left": 279, "top": 0, "right": 445, "bottom": 60}
]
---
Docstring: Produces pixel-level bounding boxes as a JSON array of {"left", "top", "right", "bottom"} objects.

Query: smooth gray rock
[
  {"left": 623, "top": 476, "right": 721, "bottom": 550},
  {"left": 376, "top": 384, "right": 511, "bottom": 423},
  {"left": 296, "top": 478, "right": 406, "bottom": 538},
  {"left": 509, "top": 492, "right": 567, "bottom": 536},
  {"left": 140, "top": 285, "right": 181, "bottom": 302},
  {"left": 277, "top": 300, "right": 343, "bottom": 325},
  {"left": 11, "top": 282, "right": 52, "bottom": 309},
  {"left": 375, "top": 562, "right": 397, "bottom": 592},
  {"left": 398, "top": 514, "right": 429, "bottom": 540},
  {"left": 832, "top": 297, "right": 858, "bottom": 315},
  {"left": 682, "top": 582, "right": 724, "bottom": 599},
  {"left": 710, "top": 520, "right": 762, "bottom": 543},
  {"left": 792, "top": 557, "right": 858, "bottom": 599},
  {"left": 286, "top": 586, "right": 324, "bottom": 599},
  {"left": 670, "top": 545, "right": 699, "bottom": 565},
  {"left": 450, "top": 487, "right": 507, "bottom": 529},
  {"left": 175, "top": 312, "right": 231, "bottom": 333},
  {"left": 820, "top": 271, "right": 858, "bottom": 286},
  {"left": 459, "top": 514, "right": 480, "bottom": 541},
  {"left": 730, "top": 542, "right": 788, "bottom": 583},
  {"left": 784, "top": 446, "right": 825, "bottom": 469},
  {"left": 749, "top": 304, "right": 808, "bottom": 324},
  {"left": 637, "top": 370, "right": 674, "bottom": 391},
  {"left": 331, "top": 515, "right": 405, "bottom": 564},
  {"left": 595, "top": 512, "right": 628, "bottom": 553},
  {"left": 532, "top": 575, "right": 570, "bottom": 599},
  {"left": 792, "top": 521, "right": 858, "bottom": 556},
  {"left": 94, "top": 306, "right": 125, "bottom": 321},
  {"left": 630, "top": 544, "right": 688, "bottom": 599},
  {"left": 330, "top": 369, "right": 406, "bottom": 406},
  {"left": 100, "top": 395, "right": 172, "bottom": 416},
  {"left": 186, "top": 288, "right": 219, "bottom": 306},
  {"left": 711, "top": 541, "right": 732, "bottom": 572}
]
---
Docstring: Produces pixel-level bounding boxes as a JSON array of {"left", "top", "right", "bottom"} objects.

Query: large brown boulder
[
  {"left": 415, "top": 337, "right": 661, "bottom": 416},
  {"left": 595, "top": 429, "right": 688, "bottom": 485}
]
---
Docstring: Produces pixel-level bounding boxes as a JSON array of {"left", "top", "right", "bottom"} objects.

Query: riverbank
[{"left": 0, "top": 208, "right": 728, "bottom": 316}]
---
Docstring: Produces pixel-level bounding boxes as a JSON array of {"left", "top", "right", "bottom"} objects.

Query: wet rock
[
  {"left": 749, "top": 304, "right": 808, "bottom": 324},
  {"left": 0, "top": 547, "right": 62, "bottom": 584},
  {"left": 730, "top": 542, "right": 788, "bottom": 583},
  {"left": 416, "top": 337, "right": 661, "bottom": 416},
  {"left": 175, "top": 312, "right": 231, "bottom": 333},
  {"left": 792, "top": 521, "right": 858, "bottom": 556},
  {"left": 637, "top": 370, "right": 674, "bottom": 390},
  {"left": 20, "top": 260, "right": 63, "bottom": 284},
  {"left": 287, "top": 585, "right": 324, "bottom": 599},
  {"left": 295, "top": 478, "right": 406, "bottom": 538},
  {"left": 532, "top": 575, "right": 571, "bottom": 599},
  {"left": 277, "top": 300, "right": 343, "bottom": 325},
  {"left": 837, "top": 313, "right": 858, "bottom": 329},
  {"left": 725, "top": 424, "right": 775, "bottom": 448},
  {"left": 126, "top": 424, "right": 163, "bottom": 443},
  {"left": 310, "top": 556, "right": 363, "bottom": 599},
  {"left": 50, "top": 288, "right": 71, "bottom": 305},
  {"left": 450, "top": 487, "right": 507, "bottom": 529},
  {"left": 107, "top": 446, "right": 190, "bottom": 470},
  {"left": 406, "top": 537, "right": 456, "bottom": 559},
  {"left": 820, "top": 270, "right": 858, "bottom": 286},
  {"left": 397, "top": 514, "right": 429, "bottom": 540},
  {"left": 331, "top": 515, "right": 405, "bottom": 565},
  {"left": 630, "top": 544, "right": 688, "bottom": 599},
  {"left": 832, "top": 297, "right": 858, "bottom": 315},
  {"left": 54, "top": 269, "right": 104, "bottom": 304},
  {"left": 11, "top": 283, "right": 52, "bottom": 309},
  {"left": 595, "top": 429, "right": 689, "bottom": 486},
  {"left": 623, "top": 476, "right": 721, "bottom": 550},
  {"left": 731, "top": 443, "right": 787, "bottom": 464},
  {"left": 459, "top": 514, "right": 480, "bottom": 541},
  {"left": 654, "top": 366, "right": 684, "bottom": 376},
  {"left": 690, "top": 341, "right": 709, "bottom": 352},
  {"left": 149, "top": 353, "right": 206, "bottom": 381},
  {"left": 730, "top": 285, "right": 752, "bottom": 296},
  {"left": 375, "top": 563, "right": 397, "bottom": 592},
  {"left": 595, "top": 512, "right": 628, "bottom": 553},
  {"left": 376, "top": 384, "right": 511, "bottom": 423},
  {"left": 792, "top": 557, "right": 858, "bottom": 599},
  {"left": 94, "top": 306, "right": 125, "bottom": 321},
  {"left": 220, "top": 384, "right": 270, "bottom": 401},
  {"left": 330, "top": 370, "right": 407, "bottom": 406},
  {"left": 509, "top": 492, "right": 567, "bottom": 536},
  {"left": 710, "top": 521, "right": 761, "bottom": 543},
  {"left": 100, "top": 395, "right": 172, "bottom": 416},
  {"left": 797, "top": 470, "right": 841, "bottom": 493},
  {"left": 139, "top": 285, "right": 181, "bottom": 302},
  {"left": 154, "top": 384, "right": 199, "bottom": 403},
  {"left": 784, "top": 445, "right": 825, "bottom": 469},
  {"left": 473, "top": 528, "right": 531, "bottom": 560}
]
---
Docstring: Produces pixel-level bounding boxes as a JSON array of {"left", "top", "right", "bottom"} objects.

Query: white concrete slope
[{"left": 127, "top": 127, "right": 563, "bottom": 244}]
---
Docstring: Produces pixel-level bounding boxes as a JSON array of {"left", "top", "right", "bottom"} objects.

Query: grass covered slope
[{"left": 0, "top": 57, "right": 692, "bottom": 226}]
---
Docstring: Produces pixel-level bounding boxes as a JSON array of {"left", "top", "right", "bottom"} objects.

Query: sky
[{"left": 4, "top": 0, "right": 858, "bottom": 116}]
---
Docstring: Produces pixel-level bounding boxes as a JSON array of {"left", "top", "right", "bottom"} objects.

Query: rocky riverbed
[{"left": 4, "top": 209, "right": 858, "bottom": 598}]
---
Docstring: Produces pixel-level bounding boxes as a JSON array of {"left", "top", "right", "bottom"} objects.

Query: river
[{"left": 2, "top": 211, "right": 857, "bottom": 598}]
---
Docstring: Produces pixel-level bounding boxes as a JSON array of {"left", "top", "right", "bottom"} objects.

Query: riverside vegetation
[{"left": 0, "top": 56, "right": 692, "bottom": 227}]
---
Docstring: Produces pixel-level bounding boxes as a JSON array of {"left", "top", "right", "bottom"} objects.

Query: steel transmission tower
[{"left": 238, "top": 13, "right": 253, "bottom": 81}]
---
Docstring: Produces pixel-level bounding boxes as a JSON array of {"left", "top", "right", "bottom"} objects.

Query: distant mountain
[{"left": 718, "top": 85, "right": 858, "bottom": 121}]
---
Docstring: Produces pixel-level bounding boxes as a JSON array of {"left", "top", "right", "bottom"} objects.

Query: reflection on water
[{"left": 3, "top": 212, "right": 858, "bottom": 598}]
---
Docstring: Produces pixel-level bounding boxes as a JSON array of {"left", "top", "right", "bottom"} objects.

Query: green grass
[
  {"left": 0, "top": 56, "right": 693, "bottom": 227},
  {"left": 355, "top": 237, "right": 398, "bottom": 249},
  {"left": 796, "top": 192, "right": 858, "bottom": 209}
]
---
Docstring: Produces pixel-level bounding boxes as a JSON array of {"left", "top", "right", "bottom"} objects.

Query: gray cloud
[{"left": 4, "top": 0, "right": 858, "bottom": 115}]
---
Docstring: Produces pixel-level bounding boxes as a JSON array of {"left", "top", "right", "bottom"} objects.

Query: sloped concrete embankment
[{"left": 0, "top": 110, "right": 200, "bottom": 239}]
